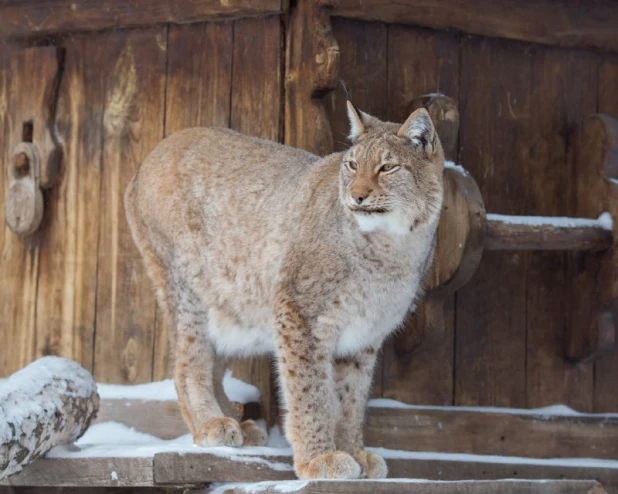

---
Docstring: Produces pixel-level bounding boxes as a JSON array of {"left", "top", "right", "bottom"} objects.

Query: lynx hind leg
[
  {"left": 174, "top": 307, "right": 244, "bottom": 448},
  {"left": 213, "top": 356, "right": 268, "bottom": 447}
]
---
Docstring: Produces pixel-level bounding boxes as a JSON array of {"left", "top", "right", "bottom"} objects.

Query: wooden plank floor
[
  {"left": 3, "top": 452, "right": 616, "bottom": 491},
  {"left": 97, "top": 399, "right": 618, "bottom": 459}
]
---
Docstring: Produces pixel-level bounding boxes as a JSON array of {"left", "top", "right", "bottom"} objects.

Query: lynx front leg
[
  {"left": 174, "top": 309, "right": 244, "bottom": 448},
  {"left": 334, "top": 347, "right": 387, "bottom": 479},
  {"left": 275, "top": 296, "right": 361, "bottom": 480}
]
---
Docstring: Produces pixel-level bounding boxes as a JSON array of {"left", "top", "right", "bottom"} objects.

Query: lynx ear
[
  {"left": 346, "top": 101, "right": 381, "bottom": 142},
  {"left": 397, "top": 108, "right": 437, "bottom": 156}
]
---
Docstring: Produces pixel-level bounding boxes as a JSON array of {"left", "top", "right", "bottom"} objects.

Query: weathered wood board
[
  {"left": 94, "top": 399, "right": 618, "bottom": 460},
  {"left": 208, "top": 480, "right": 607, "bottom": 494}
]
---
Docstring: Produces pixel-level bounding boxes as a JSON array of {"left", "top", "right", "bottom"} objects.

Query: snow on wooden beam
[
  {"left": 207, "top": 479, "right": 607, "bottom": 494},
  {"left": 0, "top": 356, "right": 99, "bottom": 480},
  {"left": 485, "top": 213, "right": 613, "bottom": 251}
]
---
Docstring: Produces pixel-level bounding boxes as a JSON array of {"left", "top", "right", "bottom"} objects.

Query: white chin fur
[{"left": 354, "top": 210, "right": 410, "bottom": 235}]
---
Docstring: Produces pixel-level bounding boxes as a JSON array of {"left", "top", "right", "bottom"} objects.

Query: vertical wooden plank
[
  {"left": 325, "top": 19, "right": 387, "bottom": 153},
  {"left": 33, "top": 38, "right": 104, "bottom": 372},
  {"left": 0, "top": 45, "right": 9, "bottom": 376},
  {"left": 229, "top": 15, "right": 283, "bottom": 424},
  {"left": 594, "top": 54, "right": 618, "bottom": 412},
  {"left": 323, "top": 18, "right": 387, "bottom": 397},
  {"left": 455, "top": 37, "right": 531, "bottom": 407},
  {"left": 381, "top": 26, "right": 460, "bottom": 405},
  {"left": 231, "top": 15, "right": 282, "bottom": 141},
  {"left": 525, "top": 48, "right": 597, "bottom": 411},
  {"left": 93, "top": 27, "right": 167, "bottom": 384},
  {"left": 0, "top": 47, "right": 61, "bottom": 375},
  {"left": 154, "top": 21, "right": 234, "bottom": 380}
]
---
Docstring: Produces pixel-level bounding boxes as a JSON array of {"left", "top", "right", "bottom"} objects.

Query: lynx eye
[
  {"left": 380, "top": 164, "right": 400, "bottom": 173},
  {"left": 345, "top": 161, "right": 358, "bottom": 172}
]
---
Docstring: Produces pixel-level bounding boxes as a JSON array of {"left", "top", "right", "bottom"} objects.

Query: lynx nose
[{"left": 353, "top": 193, "right": 367, "bottom": 205}]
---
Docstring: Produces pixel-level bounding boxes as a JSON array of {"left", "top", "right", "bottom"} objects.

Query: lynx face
[{"left": 339, "top": 103, "right": 444, "bottom": 234}]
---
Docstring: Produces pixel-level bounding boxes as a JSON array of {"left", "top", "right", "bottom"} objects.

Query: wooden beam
[
  {"left": 485, "top": 214, "right": 613, "bottom": 251},
  {"left": 0, "top": 0, "right": 284, "bottom": 39},
  {"left": 154, "top": 452, "right": 618, "bottom": 490},
  {"left": 206, "top": 480, "right": 607, "bottom": 494},
  {"left": 332, "top": 0, "right": 618, "bottom": 53},
  {"left": 0, "top": 457, "right": 154, "bottom": 487},
  {"left": 95, "top": 399, "right": 618, "bottom": 460}
]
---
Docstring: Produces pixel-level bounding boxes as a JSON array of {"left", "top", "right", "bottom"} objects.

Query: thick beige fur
[{"left": 124, "top": 104, "right": 444, "bottom": 480}]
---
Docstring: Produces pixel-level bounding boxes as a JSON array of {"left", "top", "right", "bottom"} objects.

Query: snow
[
  {"left": 47, "top": 421, "right": 618, "bottom": 471},
  {"left": 110, "top": 471, "right": 118, "bottom": 481},
  {"left": 96, "top": 368, "right": 260, "bottom": 404},
  {"left": 487, "top": 212, "right": 613, "bottom": 230},
  {"left": 209, "top": 480, "right": 310, "bottom": 493},
  {"left": 444, "top": 161, "right": 468, "bottom": 176},
  {"left": 367, "top": 398, "right": 618, "bottom": 417}
]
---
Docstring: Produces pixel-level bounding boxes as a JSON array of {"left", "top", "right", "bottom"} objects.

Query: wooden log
[
  {"left": 485, "top": 214, "right": 613, "bottom": 251},
  {"left": 0, "top": 356, "right": 99, "bottom": 480},
  {"left": 0, "top": 0, "right": 284, "bottom": 40},
  {"left": 332, "top": 0, "right": 618, "bottom": 54},
  {"left": 210, "top": 480, "right": 607, "bottom": 494}
]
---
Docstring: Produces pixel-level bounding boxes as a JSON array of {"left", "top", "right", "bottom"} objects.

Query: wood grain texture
[
  {"left": 214, "top": 480, "right": 607, "bottom": 494},
  {"left": 154, "top": 21, "right": 234, "bottom": 380},
  {"left": 93, "top": 28, "right": 167, "bottom": 384},
  {"left": 325, "top": 18, "right": 388, "bottom": 153},
  {"left": 155, "top": 451, "right": 618, "bottom": 490},
  {"left": 332, "top": 0, "right": 618, "bottom": 53},
  {"left": 93, "top": 398, "right": 618, "bottom": 460},
  {"left": 0, "top": 47, "right": 62, "bottom": 376},
  {"left": 228, "top": 15, "right": 283, "bottom": 426},
  {"left": 0, "top": 0, "right": 283, "bottom": 39},
  {"left": 0, "top": 457, "right": 154, "bottom": 487},
  {"left": 594, "top": 56, "right": 618, "bottom": 413},
  {"left": 382, "top": 26, "right": 460, "bottom": 406},
  {"left": 455, "top": 37, "right": 531, "bottom": 407},
  {"left": 485, "top": 217, "right": 612, "bottom": 251},
  {"left": 33, "top": 39, "right": 103, "bottom": 374},
  {"left": 284, "top": 0, "right": 339, "bottom": 156}
]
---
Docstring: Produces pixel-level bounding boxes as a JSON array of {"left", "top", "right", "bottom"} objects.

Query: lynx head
[{"left": 339, "top": 101, "right": 444, "bottom": 235}]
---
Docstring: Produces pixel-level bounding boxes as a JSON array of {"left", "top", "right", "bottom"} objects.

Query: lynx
[{"left": 124, "top": 102, "right": 444, "bottom": 480}]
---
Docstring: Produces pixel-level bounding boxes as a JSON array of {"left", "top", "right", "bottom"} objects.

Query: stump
[{"left": 0, "top": 356, "right": 99, "bottom": 480}]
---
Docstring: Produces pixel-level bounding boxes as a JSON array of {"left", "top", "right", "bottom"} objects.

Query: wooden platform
[{"left": 2, "top": 451, "right": 616, "bottom": 491}]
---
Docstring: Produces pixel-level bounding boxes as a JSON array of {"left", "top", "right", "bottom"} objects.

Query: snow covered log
[{"left": 0, "top": 356, "right": 99, "bottom": 480}]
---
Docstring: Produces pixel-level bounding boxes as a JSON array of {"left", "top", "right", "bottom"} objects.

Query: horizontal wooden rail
[
  {"left": 0, "top": 0, "right": 284, "bottom": 39},
  {"left": 332, "top": 0, "right": 618, "bottom": 54},
  {"left": 485, "top": 213, "right": 613, "bottom": 251}
]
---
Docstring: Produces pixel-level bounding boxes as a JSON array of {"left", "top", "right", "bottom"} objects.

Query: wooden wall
[
  {"left": 1, "top": 10, "right": 617, "bottom": 413},
  {"left": 326, "top": 18, "right": 618, "bottom": 413}
]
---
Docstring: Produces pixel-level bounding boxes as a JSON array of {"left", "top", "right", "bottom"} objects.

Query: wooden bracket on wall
[
  {"left": 4, "top": 46, "right": 63, "bottom": 237},
  {"left": 284, "top": 0, "right": 340, "bottom": 155}
]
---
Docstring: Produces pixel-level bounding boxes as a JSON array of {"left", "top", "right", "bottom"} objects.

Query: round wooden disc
[{"left": 4, "top": 180, "right": 44, "bottom": 236}]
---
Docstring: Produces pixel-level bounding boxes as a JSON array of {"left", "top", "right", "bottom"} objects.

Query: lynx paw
[
  {"left": 194, "top": 417, "right": 244, "bottom": 447},
  {"left": 354, "top": 450, "right": 388, "bottom": 479},
  {"left": 241, "top": 419, "right": 268, "bottom": 446},
  {"left": 296, "top": 451, "right": 361, "bottom": 480}
]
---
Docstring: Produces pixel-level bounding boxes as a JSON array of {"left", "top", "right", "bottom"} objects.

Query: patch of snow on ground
[
  {"left": 367, "top": 398, "right": 618, "bottom": 417},
  {"left": 267, "top": 424, "right": 291, "bottom": 448},
  {"left": 96, "top": 368, "right": 260, "bottom": 404},
  {"left": 47, "top": 421, "right": 618, "bottom": 471},
  {"left": 97, "top": 380, "right": 177, "bottom": 401},
  {"left": 110, "top": 471, "right": 118, "bottom": 481},
  {"left": 47, "top": 421, "right": 292, "bottom": 459},
  {"left": 209, "top": 481, "right": 310, "bottom": 494},
  {"left": 487, "top": 212, "right": 613, "bottom": 230},
  {"left": 369, "top": 447, "right": 618, "bottom": 469}
]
